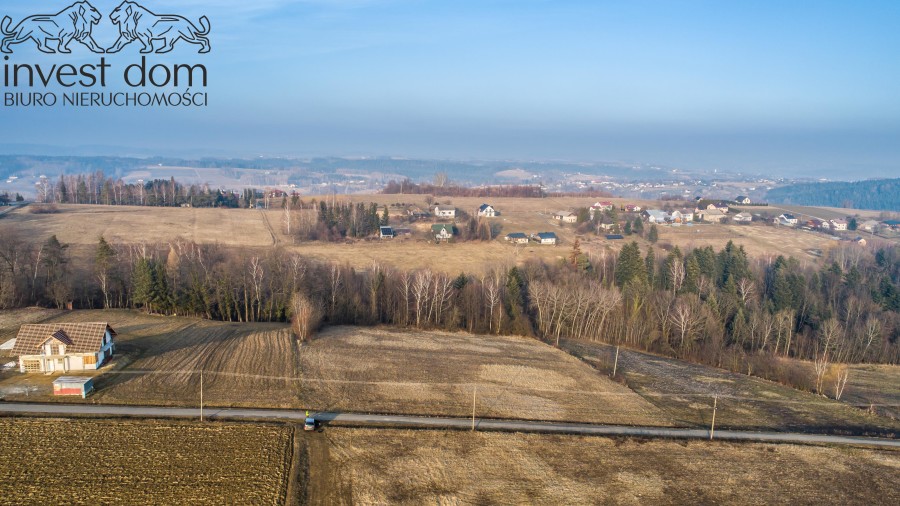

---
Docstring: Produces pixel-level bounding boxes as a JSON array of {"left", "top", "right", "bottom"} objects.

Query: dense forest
[
  {"left": 765, "top": 178, "right": 900, "bottom": 211},
  {"left": 1, "top": 226, "right": 898, "bottom": 397}
]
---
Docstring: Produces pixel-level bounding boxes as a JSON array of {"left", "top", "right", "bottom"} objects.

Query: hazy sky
[{"left": 1, "top": 0, "right": 899, "bottom": 177}]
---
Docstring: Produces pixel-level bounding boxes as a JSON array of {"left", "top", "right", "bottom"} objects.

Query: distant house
[
  {"left": 623, "top": 204, "right": 642, "bottom": 212},
  {"left": 553, "top": 211, "right": 578, "bottom": 223},
  {"left": 859, "top": 220, "right": 880, "bottom": 232},
  {"left": 13, "top": 323, "right": 116, "bottom": 373},
  {"left": 431, "top": 224, "right": 456, "bottom": 242},
  {"left": 735, "top": 196, "right": 751, "bottom": 204},
  {"left": 379, "top": 226, "right": 394, "bottom": 239},
  {"left": 597, "top": 222, "right": 616, "bottom": 231},
  {"left": 393, "top": 227, "right": 412, "bottom": 236},
  {"left": 605, "top": 234, "right": 624, "bottom": 240},
  {"left": 477, "top": 204, "right": 498, "bottom": 217},
  {"left": 698, "top": 209, "right": 727, "bottom": 223},
  {"left": 643, "top": 210, "right": 670, "bottom": 224},
  {"left": 589, "top": 201, "right": 615, "bottom": 220},
  {"left": 534, "top": 232, "right": 558, "bottom": 245},
  {"left": 433, "top": 205, "right": 456, "bottom": 219},
  {"left": 733, "top": 212, "right": 753, "bottom": 223},
  {"left": 713, "top": 202, "right": 730, "bottom": 213},
  {"left": 883, "top": 220, "right": 900, "bottom": 231},
  {"left": 778, "top": 213, "right": 799, "bottom": 225},
  {"left": 670, "top": 210, "right": 694, "bottom": 223},
  {"left": 830, "top": 219, "right": 848, "bottom": 231},
  {"left": 505, "top": 232, "right": 529, "bottom": 244}
]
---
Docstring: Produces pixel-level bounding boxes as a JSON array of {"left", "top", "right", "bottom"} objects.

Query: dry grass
[
  {"left": 4, "top": 198, "right": 882, "bottom": 274},
  {"left": 561, "top": 340, "right": 900, "bottom": 436},
  {"left": 844, "top": 365, "right": 900, "bottom": 420},
  {"left": 317, "top": 428, "right": 900, "bottom": 505},
  {"left": 0, "top": 418, "right": 291, "bottom": 505},
  {"left": 300, "top": 326, "right": 670, "bottom": 425}
]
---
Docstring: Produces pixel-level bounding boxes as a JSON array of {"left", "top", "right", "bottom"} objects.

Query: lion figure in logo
[
  {"left": 107, "top": 1, "right": 210, "bottom": 54},
  {"left": 1, "top": 1, "right": 104, "bottom": 54}
]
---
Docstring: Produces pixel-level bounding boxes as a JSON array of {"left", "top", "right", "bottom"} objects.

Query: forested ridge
[
  {"left": 765, "top": 179, "right": 900, "bottom": 211},
  {"left": 1, "top": 228, "right": 898, "bottom": 396}
]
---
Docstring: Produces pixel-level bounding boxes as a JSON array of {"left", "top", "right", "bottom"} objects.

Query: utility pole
[
  {"left": 200, "top": 369, "right": 204, "bottom": 422},
  {"left": 709, "top": 394, "right": 718, "bottom": 440},
  {"left": 471, "top": 385, "right": 477, "bottom": 431},
  {"left": 612, "top": 345, "right": 620, "bottom": 377}
]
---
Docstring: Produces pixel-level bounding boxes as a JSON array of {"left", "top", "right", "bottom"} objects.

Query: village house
[
  {"left": 477, "top": 204, "right": 498, "bottom": 217},
  {"left": 830, "top": 219, "right": 848, "bottom": 231},
  {"left": 735, "top": 196, "right": 751, "bottom": 204},
  {"left": 13, "top": 323, "right": 116, "bottom": 373},
  {"left": 732, "top": 212, "right": 753, "bottom": 223},
  {"left": 407, "top": 206, "right": 430, "bottom": 220},
  {"left": 505, "top": 232, "right": 529, "bottom": 244},
  {"left": 532, "top": 232, "right": 558, "bottom": 245},
  {"left": 698, "top": 208, "right": 727, "bottom": 223},
  {"left": 859, "top": 220, "right": 880, "bottom": 233},
  {"left": 883, "top": 220, "right": 900, "bottom": 231},
  {"left": 433, "top": 205, "right": 456, "bottom": 219},
  {"left": 431, "top": 224, "right": 456, "bottom": 242},
  {"left": 777, "top": 213, "right": 799, "bottom": 226},
  {"left": 589, "top": 201, "right": 614, "bottom": 219},
  {"left": 643, "top": 209, "right": 670, "bottom": 224},
  {"left": 623, "top": 204, "right": 642, "bottom": 212},
  {"left": 379, "top": 226, "right": 395, "bottom": 239},
  {"left": 670, "top": 210, "right": 694, "bottom": 223},
  {"left": 553, "top": 211, "right": 578, "bottom": 223}
]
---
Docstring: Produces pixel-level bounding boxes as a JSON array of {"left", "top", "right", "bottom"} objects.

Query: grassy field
[
  {"left": 0, "top": 418, "right": 292, "bottom": 505},
  {"left": 313, "top": 428, "right": 900, "bottom": 505},
  {"left": 0, "top": 309, "right": 302, "bottom": 408},
  {"left": 301, "top": 326, "right": 669, "bottom": 425},
  {"left": 2, "top": 197, "right": 877, "bottom": 274},
  {"left": 561, "top": 339, "right": 900, "bottom": 436}
]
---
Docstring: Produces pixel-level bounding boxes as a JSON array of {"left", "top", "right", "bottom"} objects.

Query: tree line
[
  {"left": 36, "top": 172, "right": 242, "bottom": 208},
  {"left": 1, "top": 227, "right": 897, "bottom": 395}
]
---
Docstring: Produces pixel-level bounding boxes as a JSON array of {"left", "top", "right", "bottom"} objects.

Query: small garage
[{"left": 52, "top": 376, "right": 95, "bottom": 398}]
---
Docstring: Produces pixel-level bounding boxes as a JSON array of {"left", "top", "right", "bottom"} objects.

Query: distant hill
[{"left": 765, "top": 179, "right": 900, "bottom": 211}]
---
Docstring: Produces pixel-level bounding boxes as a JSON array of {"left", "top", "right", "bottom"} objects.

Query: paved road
[{"left": 2, "top": 402, "right": 898, "bottom": 448}]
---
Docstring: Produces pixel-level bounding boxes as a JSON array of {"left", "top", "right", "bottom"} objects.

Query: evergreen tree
[
  {"left": 615, "top": 242, "right": 646, "bottom": 287},
  {"left": 624, "top": 220, "right": 632, "bottom": 235},
  {"left": 648, "top": 224, "right": 659, "bottom": 244},
  {"left": 632, "top": 217, "right": 644, "bottom": 237}
]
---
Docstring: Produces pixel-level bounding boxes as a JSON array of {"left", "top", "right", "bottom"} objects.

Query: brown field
[
  {"left": 313, "top": 428, "right": 900, "bottom": 505},
  {"left": 561, "top": 340, "right": 900, "bottom": 436},
  {"left": 301, "top": 326, "right": 670, "bottom": 425},
  {"left": 0, "top": 418, "right": 291, "bottom": 505},
  {"left": 0, "top": 309, "right": 301, "bottom": 408},
  {"left": 4, "top": 197, "right": 879, "bottom": 274}
]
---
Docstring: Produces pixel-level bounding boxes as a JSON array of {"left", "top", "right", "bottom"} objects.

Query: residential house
[
  {"left": 433, "top": 205, "right": 456, "bottom": 219},
  {"left": 553, "top": 211, "right": 578, "bottom": 223},
  {"left": 13, "top": 323, "right": 116, "bottom": 373},
  {"left": 883, "top": 220, "right": 900, "bottom": 231},
  {"left": 431, "top": 224, "right": 456, "bottom": 242},
  {"left": 859, "top": 220, "right": 880, "bottom": 233},
  {"left": 477, "top": 204, "right": 498, "bottom": 217},
  {"left": 735, "top": 196, "right": 751, "bottom": 204},
  {"left": 379, "top": 226, "right": 394, "bottom": 239},
  {"left": 830, "top": 219, "right": 848, "bottom": 231},
  {"left": 643, "top": 209, "right": 670, "bottom": 224},
  {"left": 698, "top": 209, "right": 727, "bottom": 223},
  {"left": 670, "top": 210, "right": 694, "bottom": 223},
  {"left": 534, "top": 232, "right": 558, "bottom": 245},
  {"left": 589, "top": 201, "right": 614, "bottom": 220},
  {"left": 732, "top": 212, "right": 753, "bottom": 223},
  {"left": 623, "top": 204, "right": 643, "bottom": 212},
  {"left": 505, "top": 232, "right": 529, "bottom": 244},
  {"left": 713, "top": 202, "right": 731, "bottom": 213},
  {"left": 778, "top": 213, "right": 799, "bottom": 225}
]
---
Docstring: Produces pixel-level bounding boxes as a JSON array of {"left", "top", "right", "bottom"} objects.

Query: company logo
[
  {"left": 107, "top": 2, "right": 210, "bottom": 54},
  {"left": 1, "top": 1, "right": 211, "bottom": 54},
  {"left": 1, "top": 2, "right": 105, "bottom": 54},
  {"left": 2, "top": 2, "right": 211, "bottom": 108}
]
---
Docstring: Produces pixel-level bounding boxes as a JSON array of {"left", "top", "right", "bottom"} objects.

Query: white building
[
  {"left": 477, "top": 204, "right": 498, "bottom": 217},
  {"left": 433, "top": 205, "right": 456, "bottom": 219},
  {"left": 831, "top": 219, "right": 848, "bottom": 231},
  {"left": 553, "top": 211, "right": 578, "bottom": 223}
]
